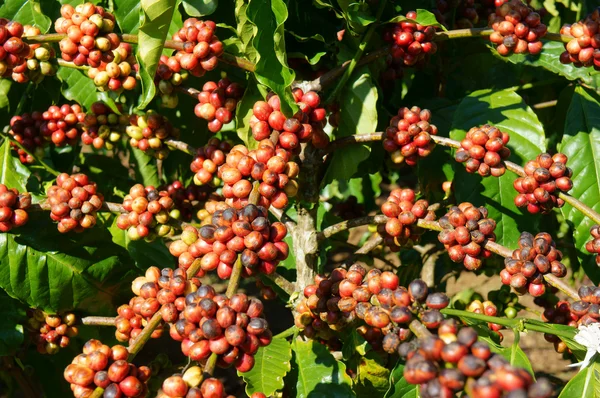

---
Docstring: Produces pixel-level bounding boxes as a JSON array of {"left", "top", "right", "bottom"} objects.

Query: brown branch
[
  {"left": 264, "top": 272, "right": 296, "bottom": 296},
  {"left": 355, "top": 234, "right": 384, "bottom": 255},
  {"left": 31, "top": 200, "right": 125, "bottom": 213},
  {"left": 81, "top": 316, "right": 116, "bottom": 326},
  {"left": 164, "top": 138, "right": 197, "bottom": 156},
  {"left": 317, "top": 214, "right": 389, "bottom": 241}
]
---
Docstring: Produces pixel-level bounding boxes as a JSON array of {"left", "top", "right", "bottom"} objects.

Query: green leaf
[
  {"left": 0, "top": 139, "right": 31, "bottom": 192},
  {"left": 136, "top": 0, "right": 177, "bottom": 110},
  {"left": 559, "top": 87, "right": 600, "bottom": 284},
  {"left": 114, "top": 0, "right": 141, "bottom": 33},
  {"left": 386, "top": 9, "right": 446, "bottom": 30},
  {"left": 0, "top": 80, "right": 12, "bottom": 110},
  {"left": 355, "top": 352, "right": 392, "bottom": 398},
  {"left": 0, "top": 291, "right": 25, "bottom": 356},
  {"left": 496, "top": 344, "right": 535, "bottom": 377},
  {"left": 500, "top": 41, "right": 596, "bottom": 85},
  {"left": 56, "top": 67, "right": 99, "bottom": 111},
  {"left": 235, "top": 78, "right": 262, "bottom": 149},
  {"left": 0, "top": 0, "right": 51, "bottom": 33},
  {"left": 341, "top": 328, "right": 370, "bottom": 360},
  {"left": 109, "top": 217, "right": 174, "bottom": 270},
  {"left": 292, "top": 339, "right": 355, "bottom": 398},
  {"left": 132, "top": 148, "right": 160, "bottom": 187},
  {"left": 558, "top": 362, "right": 600, "bottom": 398},
  {"left": 384, "top": 361, "right": 418, "bottom": 398},
  {"left": 323, "top": 72, "right": 377, "bottom": 186},
  {"left": 450, "top": 89, "right": 546, "bottom": 248},
  {"left": 182, "top": 0, "right": 218, "bottom": 16},
  {"left": 0, "top": 217, "right": 135, "bottom": 313},
  {"left": 246, "top": 0, "right": 298, "bottom": 117},
  {"left": 240, "top": 337, "right": 292, "bottom": 397},
  {"left": 346, "top": 2, "right": 376, "bottom": 28}
]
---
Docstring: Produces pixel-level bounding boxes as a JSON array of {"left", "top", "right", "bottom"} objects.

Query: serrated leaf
[
  {"left": 386, "top": 9, "right": 446, "bottom": 30},
  {"left": 355, "top": 352, "right": 391, "bottom": 398},
  {"left": 500, "top": 41, "right": 596, "bottom": 85},
  {"left": 0, "top": 216, "right": 136, "bottom": 313},
  {"left": 292, "top": 339, "right": 354, "bottom": 398},
  {"left": 559, "top": 87, "right": 600, "bottom": 284},
  {"left": 109, "top": 217, "right": 174, "bottom": 270},
  {"left": 323, "top": 72, "right": 377, "bottom": 186},
  {"left": 0, "top": 0, "right": 51, "bottom": 33},
  {"left": 0, "top": 140, "right": 31, "bottom": 192},
  {"left": 182, "top": 0, "right": 218, "bottom": 16},
  {"left": 137, "top": 0, "right": 177, "bottom": 110},
  {"left": 240, "top": 337, "right": 292, "bottom": 396},
  {"left": 450, "top": 89, "right": 545, "bottom": 248},
  {"left": 0, "top": 291, "right": 26, "bottom": 356},
  {"left": 558, "top": 362, "right": 600, "bottom": 398},
  {"left": 246, "top": 0, "right": 298, "bottom": 117},
  {"left": 384, "top": 361, "right": 418, "bottom": 398},
  {"left": 235, "top": 78, "right": 262, "bottom": 149},
  {"left": 132, "top": 148, "right": 160, "bottom": 187},
  {"left": 56, "top": 67, "right": 100, "bottom": 111},
  {"left": 114, "top": 0, "right": 141, "bottom": 33}
]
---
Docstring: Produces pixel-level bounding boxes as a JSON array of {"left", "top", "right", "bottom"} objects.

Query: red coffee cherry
[
  {"left": 380, "top": 188, "right": 433, "bottom": 250},
  {"left": 456, "top": 124, "right": 510, "bottom": 176},
  {"left": 0, "top": 184, "right": 31, "bottom": 232},
  {"left": 489, "top": 0, "right": 546, "bottom": 56},
  {"left": 559, "top": 8, "right": 600, "bottom": 69},
  {"left": 383, "top": 106, "right": 437, "bottom": 166},
  {"left": 193, "top": 78, "right": 244, "bottom": 133}
]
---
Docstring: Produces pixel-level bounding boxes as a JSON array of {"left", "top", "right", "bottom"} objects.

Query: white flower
[{"left": 567, "top": 323, "right": 600, "bottom": 371}]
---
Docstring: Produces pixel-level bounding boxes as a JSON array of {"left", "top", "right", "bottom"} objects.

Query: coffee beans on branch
[
  {"left": 0, "top": 184, "right": 31, "bottom": 232},
  {"left": 488, "top": 0, "right": 546, "bottom": 56},
  {"left": 194, "top": 78, "right": 244, "bottom": 133},
  {"left": 159, "top": 367, "right": 232, "bottom": 398},
  {"left": 28, "top": 309, "right": 78, "bottom": 354},
  {"left": 384, "top": 11, "right": 438, "bottom": 67},
  {"left": 560, "top": 8, "right": 600, "bottom": 69},
  {"left": 383, "top": 106, "right": 437, "bottom": 166},
  {"left": 47, "top": 173, "right": 103, "bottom": 233},
  {"left": 172, "top": 18, "right": 223, "bottom": 76},
  {"left": 126, "top": 111, "right": 179, "bottom": 159},
  {"left": 455, "top": 124, "right": 511, "bottom": 177},
  {"left": 81, "top": 101, "right": 128, "bottom": 150}
]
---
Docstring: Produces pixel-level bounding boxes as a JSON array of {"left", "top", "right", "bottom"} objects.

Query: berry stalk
[{"left": 81, "top": 316, "right": 116, "bottom": 326}]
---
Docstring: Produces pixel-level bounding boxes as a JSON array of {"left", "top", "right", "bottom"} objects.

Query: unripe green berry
[
  {"left": 34, "top": 46, "right": 51, "bottom": 61},
  {"left": 94, "top": 71, "right": 109, "bottom": 86}
]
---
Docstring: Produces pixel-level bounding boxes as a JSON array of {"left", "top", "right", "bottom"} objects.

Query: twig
[
  {"left": 81, "top": 316, "right": 116, "bottom": 326},
  {"left": 164, "top": 138, "right": 197, "bottom": 156},
  {"left": 274, "top": 325, "right": 298, "bottom": 339},
  {"left": 409, "top": 319, "right": 432, "bottom": 339},
  {"left": 355, "top": 234, "right": 383, "bottom": 255},
  {"left": 31, "top": 200, "right": 125, "bottom": 213},
  {"left": 317, "top": 214, "right": 388, "bottom": 241},
  {"left": 264, "top": 272, "right": 296, "bottom": 296}
]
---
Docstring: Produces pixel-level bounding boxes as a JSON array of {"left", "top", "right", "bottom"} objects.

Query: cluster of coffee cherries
[
  {"left": 513, "top": 153, "right": 572, "bottom": 214},
  {"left": 64, "top": 339, "right": 151, "bottom": 398},
  {"left": 438, "top": 203, "right": 496, "bottom": 271},
  {"left": 40, "top": 104, "right": 86, "bottom": 146},
  {"left": 115, "top": 266, "right": 201, "bottom": 343},
  {"left": 401, "top": 328, "right": 553, "bottom": 398},
  {"left": 87, "top": 43, "right": 136, "bottom": 91},
  {"left": 435, "top": 0, "right": 496, "bottom": 29},
  {"left": 379, "top": 188, "right": 434, "bottom": 251},
  {"left": 159, "top": 367, "right": 233, "bottom": 398},
  {"left": 500, "top": 232, "right": 566, "bottom": 297},
  {"left": 586, "top": 225, "right": 600, "bottom": 265},
  {"left": 171, "top": 285, "right": 271, "bottom": 373},
  {"left": 250, "top": 89, "right": 328, "bottom": 151},
  {"left": 190, "top": 137, "right": 232, "bottom": 187},
  {"left": 295, "top": 264, "right": 450, "bottom": 352},
  {"left": 171, "top": 18, "right": 223, "bottom": 76},
  {"left": 455, "top": 124, "right": 511, "bottom": 177},
  {"left": 163, "top": 180, "right": 212, "bottom": 222},
  {"left": 0, "top": 20, "right": 31, "bottom": 82},
  {"left": 488, "top": 0, "right": 546, "bottom": 56},
  {"left": 28, "top": 310, "right": 78, "bottom": 355},
  {"left": 47, "top": 173, "right": 103, "bottom": 233},
  {"left": 81, "top": 101, "right": 128, "bottom": 150},
  {"left": 219, "top": 141, "right": 299, "bottom": 209},
  {"left": 126, "top": 111, "right": 179, "bottom": 159},
  {"left": 116, "top": 184, "right": 178, "bottom": 242},
  {"left": 0, "top": 184, "right": 31, "bottom": 232},
  {"left": 383, "top": 11, "right": 438, "bottom": 68},
  {"left": 155, "top": 55, "right": 189, "bottom": 109},
  {"left": 7, "top": 112, "right": 45, "bottom": 163},
  {"left": 560, "top": 8, "right": 600, "bottom": 69},
  {"left": 194, "top": 79, "right": 244, "bottom": 133},
  {"left": 382, "top": 107, "right": 437, "bottom": 166},
  {"left": 168, "top": 204, "right": 288, "bottom": 278},
  {"left": 21, "top": 25, "right": 57, "bottom": 83}
]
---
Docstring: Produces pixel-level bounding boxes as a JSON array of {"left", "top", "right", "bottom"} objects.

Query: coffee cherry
[
  {"left": 193, "top": 78, "right": 244, "bottom": 132},
  {"left": 172, "top": 19, "right": 223, "bottom": 77},
  {"left": 559, "top": 9, "right": 600, "bottom": 69},
  {"left": 489, "top": 1, "right": 546, "bottom": 56},
  {"left": 0, "top": 184, "right": 31, "bottom": 231},
  {"left": 456, "top": 125, "right": 510, "bottom": 176},
  {"left": 81, "top": 101, "right": 127, "bottom": 150},
  {"left": 383, "top": 106, "right": 437, "bottom": 165}
]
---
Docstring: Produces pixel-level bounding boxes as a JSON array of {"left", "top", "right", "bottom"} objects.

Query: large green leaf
[
  {"left": 450, "top": 89, "right": 546, "bottom": 248},
  {"left": 559, "top": 87, "right": 600, "bottom": 284},
  {"left": 132, "top": 148, "right": 160, "bottom": 187},
  {"left": 496, "top": 342, "right": 534, "bottom": 377},
  {"left": 355, "top": 352, "right": 391, "bottom": 398},
  {"left": 240, "top": 337, "right": 292, "bottom": 396},
  {"left": 114, "top": 0, "right": 141, "bottom": 33},
  {"left": 109, "top": 217, "right": 174, "bottom": 270},
  {"left": 136, "top": 0, "right": 177, "bottom": 109},
  {"left": 292, "top": 339, "right": 355, "bottom": 398},
  {"left": 323, "top": 72, "right": 378, "bottom": 186},
  {"left": 500, "top": 41, "right": 597, "bottom": 85},
  {"left": 246, "top": 0, "right": 297, "bottom": 117},
  {"left": 0, "top": 140, "right": 31, "bottom": 192},
  {"left": 182, "top": 0, "right": 218, "bottom": 16},
  {"left": 0, "top": 0, "right": 51, "bottom": 33},
  {"left": 0, "top": 217, "right": 136, "bottom": 313},
  {"left": 0, "top": 291, "right": 25, "bottom": 356},
  {"left": 384, "top": 361, "right": 418, "bottom": 398},
  {"left": 558, "top": 362, "right": 600, "bottom": 398},
  {"left": 56, "top": 68, "right": 99, "bottom": 111}
]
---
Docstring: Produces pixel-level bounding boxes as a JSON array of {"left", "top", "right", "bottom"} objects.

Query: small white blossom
[{"left": 567, "top": 323, "right": 600, "bottom": 371}]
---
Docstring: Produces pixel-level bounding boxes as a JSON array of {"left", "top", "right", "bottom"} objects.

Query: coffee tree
[{"left": 1, "top": 0, "right": 600, "bottom": 397}]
